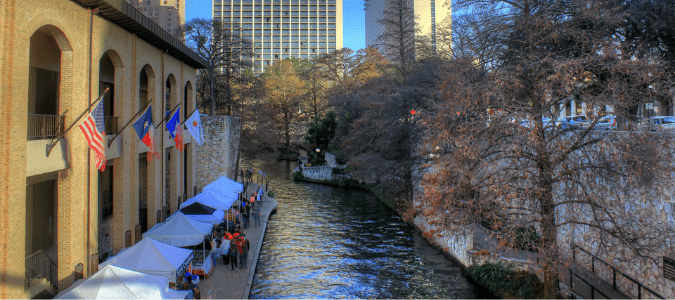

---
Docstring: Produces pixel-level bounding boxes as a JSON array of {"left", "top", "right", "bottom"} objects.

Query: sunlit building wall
[
  {"left": 130, "top": 0, "right": 186, "bottom": 41},
  {"left": 364, "top": 0, "right": 451, "bottom": 58},
  {"left": 213, "top": 0, "right": 343, "bottom": 74}
]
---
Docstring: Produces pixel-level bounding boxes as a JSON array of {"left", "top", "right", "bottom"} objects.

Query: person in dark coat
[{"left": 228, "top": 239, "right": 239, "bottom": 271}]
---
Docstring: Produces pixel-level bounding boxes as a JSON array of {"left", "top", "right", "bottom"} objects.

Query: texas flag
[
  {"left": 132, "top": 104, "right": 157, "bottom": 160},
  {"left": 166, "top": 108, "right": 184, "bottom": 151}
]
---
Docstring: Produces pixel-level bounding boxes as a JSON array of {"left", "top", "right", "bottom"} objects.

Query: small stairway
[
  {"left": 565, "top": 262, "right": 629, "bottom": 299},
  {"left": 25, "top": 249, "right": 58, "bottom": 299}
]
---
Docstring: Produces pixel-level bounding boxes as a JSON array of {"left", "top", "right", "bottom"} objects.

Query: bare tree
[
  {"left": 376, "top": 0, "right": 418, "bottom": 76},
  {"left": 183, "top": 18, "right": 251, "bottom": 115},
  {"left": 418, "top": 0, "right": 675, "bottom": 297}
]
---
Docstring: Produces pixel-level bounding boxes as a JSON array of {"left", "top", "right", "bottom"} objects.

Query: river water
[{"left": 245, "top": 159, "right": 475, "bottom": 299}]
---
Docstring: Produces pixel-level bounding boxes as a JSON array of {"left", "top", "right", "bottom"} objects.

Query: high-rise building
[
  {"left": 365, "top": 0, "right": 451, "bottom": 58},
  {"left": 130, "top": 0, "right": 186, "bottom": 41},
  {"left": 213, "top": 0, "right": 343, "bottom": 74}
]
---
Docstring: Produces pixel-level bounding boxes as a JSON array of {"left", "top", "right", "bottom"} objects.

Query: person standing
[
  {"left": 251, "top": 205, "right": 258, "bottom": 227},
  {"left": 219, "top": 237, "right": 230, "bottom": 265},
  {"left": 239, "top": 234, "right": 250, "bottom": 269},
  {"left": 242, "top": 204, "right": 250, "bottom": 230},
  {"left": 228, "top": 239, "right": 239, "bottom": 271},
  {"left": 187, "top": 274, "right": 200, "bottom": 299}
]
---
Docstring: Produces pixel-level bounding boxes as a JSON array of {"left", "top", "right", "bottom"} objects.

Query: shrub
[
  {"left": 467, "top": 262, "right": 541, "bottom": 298},
  {"left": 292, "top": 171, "right": 305, "bottom": 181}
]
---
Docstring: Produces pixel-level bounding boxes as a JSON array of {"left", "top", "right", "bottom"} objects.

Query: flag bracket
[
  {"left": 46, "top": 88, "right": 108, "bottom": 157},
  {"left": 44, "top": 109, "right": 69, "bottom": 157},
  {"left": 107, "top": 98, "right": 154, "bottom": 147}
]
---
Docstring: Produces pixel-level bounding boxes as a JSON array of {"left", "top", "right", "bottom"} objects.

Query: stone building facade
[
  {"left": 0, "top": 0, "right": 206, "bottom": 298},
  {"left": 195, "top": 115, "right": 242, "bottom": 190}
]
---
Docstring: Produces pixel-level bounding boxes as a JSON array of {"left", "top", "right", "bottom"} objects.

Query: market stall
[
  {"left": 99, "top": 238, "right": 193, "bottom": 285},
  {"left": 143, "top": 212, "right": 215, "bottom": 277},
  {"left": 179, "top": 189, "right": 233, "bottom": 211},
  {"left": 55, "top": 265, "right": 191, "bottom": 299},
  {"left": 203, "top": 176, "right": 243, "bottom": 201},
  {"left": 178, "top": 202, "right": 225, "bottom": 225}
]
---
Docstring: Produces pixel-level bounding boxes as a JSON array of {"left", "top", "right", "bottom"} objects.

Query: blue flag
[
  {"left": 166, "top": 108, "right": 180, "bottom": 139},
  {"left": 132, "top": 105, "right": 153, "bottom": 141}
]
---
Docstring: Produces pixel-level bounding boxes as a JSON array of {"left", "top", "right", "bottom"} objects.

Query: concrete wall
[{"left": 195, "top": 115, "right": 242, "bottom": 190}]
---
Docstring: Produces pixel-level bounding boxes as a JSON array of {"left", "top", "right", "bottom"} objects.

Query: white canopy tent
[
  {"left": 203, "top": 176, "right": 243, "bottom": 201},
  {"left": 55, "top": 265, "right": 190, "bottom": 299},
  {"left": 99, "top": 238, "right": 193, "bottom": 281},
  {"left": 175, "top": 202, "right": 226, "bottom": 225},
  {"left": 180, "top": 189, "right": 235, "bottom": 212},
  {"left": 143, "top": 212, "right": 213, "bottom": 247}
]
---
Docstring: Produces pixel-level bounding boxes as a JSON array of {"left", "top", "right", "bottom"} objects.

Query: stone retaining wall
[
  {"left": 412, "top": 133, "right": 675, "bottom": 298},
  {"left": 196, "top": 115, "right": 241, "bottom": 190}
]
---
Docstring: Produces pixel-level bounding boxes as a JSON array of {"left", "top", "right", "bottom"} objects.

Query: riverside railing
[{"left": 571, "top": 244, "right": 664, "bottom": 299}]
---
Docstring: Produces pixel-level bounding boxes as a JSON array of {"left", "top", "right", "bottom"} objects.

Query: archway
[
  {"left": 25, "top": 24, "right": 73, "bottom": 288},
  {"left": 138, "top": 64, "right": 156, "bottom": 235}
]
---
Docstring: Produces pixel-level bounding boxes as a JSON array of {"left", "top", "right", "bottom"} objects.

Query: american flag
[{"left": 79, "top": 96, "right": 107, "bottom": 171}]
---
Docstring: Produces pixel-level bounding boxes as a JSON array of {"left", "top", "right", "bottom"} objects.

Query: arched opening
[
  {"left": 25, "top": 24, "right": 73, "bottom": 289},
  {"left": 99, "top": 51, "right": 122, "bottom": 135},
  {"left": 27, "top": 27, "right": 62, "bottom": 140},
  {"left": 138, "top": 65, "right": 156, "bottom": 236},
  {"left": 97, "top": 50, "right": 124, "bottom": 261}
]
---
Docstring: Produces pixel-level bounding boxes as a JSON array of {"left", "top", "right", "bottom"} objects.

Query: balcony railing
[
  {"left": 27, "top": 114, "right": 65, "bottom": 141},
  {"left": 25, "top": 250, "right": 58, "bottom": 290},
  {"left": 104, "top": 116, "right": 118, "bottom": 135}
]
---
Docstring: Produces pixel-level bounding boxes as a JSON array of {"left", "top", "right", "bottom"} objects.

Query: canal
[{"left": 245, "top": 159, "right": 476, "bottom": 299}]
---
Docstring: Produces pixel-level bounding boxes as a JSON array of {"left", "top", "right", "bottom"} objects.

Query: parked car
[
  {"left": 638, "top": 116, "right": 675, "bottom": 131},
  {"left": 557, "top": 115, "right": 590, "bottom": 130},
  {"left": 593, "top": 115, "right": 617, "bottom": 131}
]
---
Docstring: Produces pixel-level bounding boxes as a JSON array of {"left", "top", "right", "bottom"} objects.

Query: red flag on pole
[{"left": 79, "top": 96, "right": 107, "bottom": 171}]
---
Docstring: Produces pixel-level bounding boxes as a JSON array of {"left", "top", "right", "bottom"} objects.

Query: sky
[{"left": 184, "top": 0, "right": 366, "bottom": 51}]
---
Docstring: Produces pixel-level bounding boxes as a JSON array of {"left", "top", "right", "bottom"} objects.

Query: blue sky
[{"left": 184, "top": 0, "right": 366, "bottom": 50}]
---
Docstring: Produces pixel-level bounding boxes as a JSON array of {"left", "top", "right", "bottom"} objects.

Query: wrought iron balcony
[{"left": 27, "top": 114, "right": 65, "bottom": 141}]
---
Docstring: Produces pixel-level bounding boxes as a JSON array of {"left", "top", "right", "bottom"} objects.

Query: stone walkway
[{"left": 198, "top": 183, "right": 278, "bottom": 299}]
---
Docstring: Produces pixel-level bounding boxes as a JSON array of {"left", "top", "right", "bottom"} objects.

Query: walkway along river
[{"left": 246, "top": 159, "right": 476, "bottom": 298}]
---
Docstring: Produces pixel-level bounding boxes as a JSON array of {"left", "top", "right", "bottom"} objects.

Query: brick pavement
[{"left": 198, "top": 183, "right": 277, "bottom": 299}]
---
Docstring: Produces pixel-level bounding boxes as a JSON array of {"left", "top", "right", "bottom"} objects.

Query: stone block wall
[
  {"left": 302, "top": 166, "right": 333, "bottom": 181},
  {"left": 412, "top": 133, "right": 675, "bottom": 298},
  {"left": 195, "top": 115, "right": 242, "bottom": 190}
]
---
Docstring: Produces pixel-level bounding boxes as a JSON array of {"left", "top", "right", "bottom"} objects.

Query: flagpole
[
  {"left": 46, "top": 88, "right": 109, "bottom": 157},
  {"left": 107, "top": 98, "right": 155, "bottom": 147},
  {"left": 180, "top": 107, "right": 200, "bottom": 126},
  {"left": 155, "top": 102, "right": 183, "bottom": 130}
]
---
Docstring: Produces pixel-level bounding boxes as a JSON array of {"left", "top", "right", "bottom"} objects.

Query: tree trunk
[
  {"left": 284, "top": 111, "right": 291, "bottom": 157},
  {"left": 540, "top": 176, "right": 559, "bottom": 298},
  {"left": 209, "top": 67, "right": 216, "bottom": 115}
]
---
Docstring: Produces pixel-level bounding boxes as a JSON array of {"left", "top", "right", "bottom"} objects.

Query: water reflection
[{"left": 247, "top": 159, "right": 474, "bottom": 299}]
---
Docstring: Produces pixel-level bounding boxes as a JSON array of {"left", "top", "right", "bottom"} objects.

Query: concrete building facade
[
  {"left": 130, "top": 0, "right": 185, "bottom": 41},
  {"left": 0, "top": 0, "right": 206, "bottom": 298},
  {"left": 365, "top": 0, "right": 451, "bottom": 58},
  {"left": 213, "top": 0, "right": 343, "bottom": 74}
]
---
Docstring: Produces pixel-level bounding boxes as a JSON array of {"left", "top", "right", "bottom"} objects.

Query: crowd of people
[
  {"left": 213, "top": 186, "right": 265, "bottom": 272},
  {"left": 180, "top": 185, "right": 267, "bottom": 299}
]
